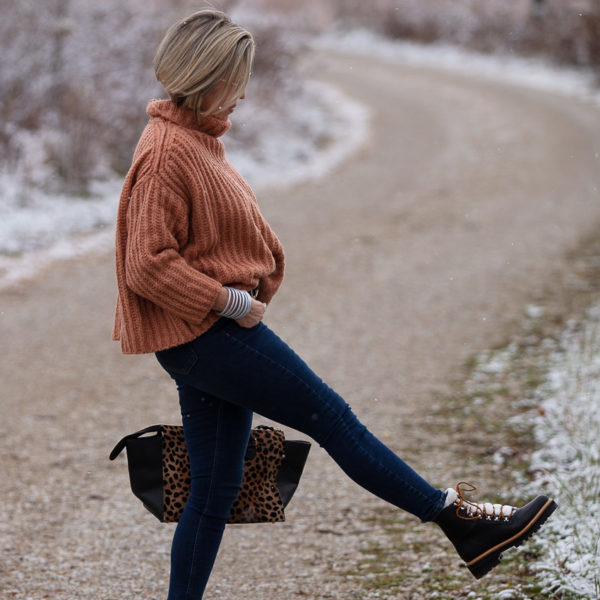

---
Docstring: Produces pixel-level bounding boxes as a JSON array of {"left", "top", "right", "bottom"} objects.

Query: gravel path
[{"left": 2, "top": 52, "right": 600, "bottom": 599}]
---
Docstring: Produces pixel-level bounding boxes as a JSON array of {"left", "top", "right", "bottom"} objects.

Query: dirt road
[{"left": 2, "top": 52, "right": 599, "bottom": 599}]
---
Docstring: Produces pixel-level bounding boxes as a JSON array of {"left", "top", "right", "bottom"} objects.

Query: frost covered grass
[
  {"left": 459, "top": 300, "right": 600, "bottom": 599},
  {"left": 520, "top": 305, "right": 600, "bottom": 599}
]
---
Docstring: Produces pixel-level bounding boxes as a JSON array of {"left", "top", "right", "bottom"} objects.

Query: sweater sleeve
[
  {"left": 124, "top": 174, "right": 222, "bottom": 324},
  {"left": 256, "top": 221, "right": 285, "bottom": 305}
]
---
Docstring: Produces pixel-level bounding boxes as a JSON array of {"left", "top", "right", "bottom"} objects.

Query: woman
[{"left": 113, "top": 9, "right": 556, "bottom": 599}]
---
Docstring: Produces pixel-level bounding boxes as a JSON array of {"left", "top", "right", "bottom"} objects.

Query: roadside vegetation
[
  {"left": 335, "top": 234, "right": 600, "bottom": 598},
  {"left": 0, "top": 0, "right": 304, "bottom": 195},
  {"left": 2, "top": 0, "right": 598, "bottom": 195},
  {"left": 321, "top": 0, "right": 600, "bottom": 73}
]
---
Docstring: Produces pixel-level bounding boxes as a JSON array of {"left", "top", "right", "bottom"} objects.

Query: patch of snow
[
  {"left": 0, "top": 228, "right": 115, "bottom": 290},
  {"left": 496, "top": 590, "right": 519, "bottom": 600},
  {"left": 316, "top": 29, "right": 600, "bottom": 108},
  {"left": 525, "top": 304, "right": 545, "bottom": 319},
  {"left": 0, "top": 177, "right": 120, "bottom": 256},
  {"left": 4, "top": 28, "right": 600, "bottom": 288},
  {"left": 227, "top": 80, "right": 369, "bottom": 191},
  {"left": 462, "top": 299, "right": 600, "bottom": 597},
  {"left": 521, "top": 305, "right": 600, "bottom": 598},
  {"left": 0, "top": 80, "right": 369, "bottom": 287}
]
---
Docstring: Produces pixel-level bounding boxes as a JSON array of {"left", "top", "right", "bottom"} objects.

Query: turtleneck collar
[{"left": 147, "top": 99, "right": 231, "bottom": 138}]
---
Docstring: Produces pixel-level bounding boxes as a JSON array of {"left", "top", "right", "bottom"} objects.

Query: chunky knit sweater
[{"left": 113, "top": 100, "right": 285, "bottom": 354}]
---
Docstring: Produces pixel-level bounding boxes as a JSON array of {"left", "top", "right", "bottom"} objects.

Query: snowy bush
[
  {"left": 520, "top": 0, "right": 600, "bottom": 67},
  {"left": 2, "top": 0, "right": 598, "bottom": 197},
  {"left": 0, "top": 0, "right": 172, "bottom": 192},
  {"left": 0, "top": 0, "right": 310, "bottom": 194},
  {"left": 379, "top": 0, "right": 600, "bottom": 71},
  {"left": 256, "top": 0, "right": 600, "bottom": 73}
]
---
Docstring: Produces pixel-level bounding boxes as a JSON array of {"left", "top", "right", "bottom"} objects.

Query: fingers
[{"left": 236, "top": 299, "right": 266, "bottom": 328}]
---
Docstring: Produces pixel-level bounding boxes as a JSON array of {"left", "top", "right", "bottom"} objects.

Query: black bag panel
[
  {"left": 125, "top": 434, "right": 165, "bottom": 521},
  {"left": 278, "top": 440, "right": 311, "bottom": 507},
  {"left": 109, "top": 424, "right": 163, "bottom": 460}
]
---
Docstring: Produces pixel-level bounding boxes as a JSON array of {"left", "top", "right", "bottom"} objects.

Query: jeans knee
[
  {"left": 187, "top": 480, "right": 242, "bottom": 521},
  {"left": 314, "top": 401, "right": 366, "bottom": 449}
]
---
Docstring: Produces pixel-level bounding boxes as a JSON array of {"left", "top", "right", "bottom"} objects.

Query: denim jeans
[{"left": 155, "top": 319, "right": 445, "bottom": 599}]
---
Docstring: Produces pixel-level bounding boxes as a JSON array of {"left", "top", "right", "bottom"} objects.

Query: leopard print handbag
[{"left": 110, "top": 424, "right": 311, "bottom": 524}]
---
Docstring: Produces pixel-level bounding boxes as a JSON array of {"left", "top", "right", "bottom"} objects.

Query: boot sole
[{"left": 466, "top": 498, "right": 558, "bottom": 579}]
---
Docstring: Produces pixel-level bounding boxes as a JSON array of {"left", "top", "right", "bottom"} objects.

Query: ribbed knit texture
[{"left": 113, "top": 100, "right": 285, "bottom": 354}]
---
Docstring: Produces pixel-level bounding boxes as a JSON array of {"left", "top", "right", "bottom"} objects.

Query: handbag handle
[
  {"left": 109, "top": 424, "right": 261, "bottom": 462},
  {"left": 109, "top": 424, "right": 310, "bottom": 474},
  {"left": 109, "top": 424, "right": 163, "bottom": 461}
]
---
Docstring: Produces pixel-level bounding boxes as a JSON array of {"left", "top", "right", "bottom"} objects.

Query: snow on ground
[
  {"left": 0, "top": 178, "right": 121, "bottom": 256},
  {"left": 0, "top": 178, "right": 120, "bottom": 288},
  {"left": 227, "top": 80, "right": 369, "bottom": 191},
  {"left": 0, "top": 79, "right": 369, "bottom": 288},
  {"left": 468, "top": 304, "right": 600, "bottom": 599},
  {"left": 3, "top": 31, "right": 599, "bottom": 287},
  {"left": 317, "top": 29, "right": 600, "bottom": 106},
  {"left": 521, "top": 305, "right": 600, "bottom": 599}
]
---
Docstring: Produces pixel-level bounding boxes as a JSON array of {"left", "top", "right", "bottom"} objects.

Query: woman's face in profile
[{"left": 203, "top": 81, "right": 247, "bottom": 120}]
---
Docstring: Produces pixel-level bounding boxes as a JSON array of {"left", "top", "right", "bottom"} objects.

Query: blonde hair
[{"left": 154, "top": 8, "right": 255, "bottom": 117}]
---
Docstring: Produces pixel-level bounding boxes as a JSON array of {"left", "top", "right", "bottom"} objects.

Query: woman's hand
[{"left": 236, "top": 298, "right": 266, "bottom": 328}]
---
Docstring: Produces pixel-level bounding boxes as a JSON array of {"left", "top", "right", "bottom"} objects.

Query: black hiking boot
[{"left": 435, "top": 482, "right": 557, "bottom": 579}]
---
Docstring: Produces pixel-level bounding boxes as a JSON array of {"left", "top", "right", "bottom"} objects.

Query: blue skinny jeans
[{"left": 155, "top": 319, "right": 445, "bottom": 600}]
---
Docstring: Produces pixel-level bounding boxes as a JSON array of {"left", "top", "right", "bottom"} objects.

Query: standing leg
[{"left": 166, "top": 383, "right": 252, "bottom": 600}]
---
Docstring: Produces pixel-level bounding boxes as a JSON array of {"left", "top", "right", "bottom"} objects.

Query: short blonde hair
[{"left": 154, "top": 8, "right": 255, "bottom": 117}]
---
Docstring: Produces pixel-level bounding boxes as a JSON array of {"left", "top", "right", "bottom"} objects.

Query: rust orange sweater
[{"left": 113, "top": 100, "right": 285, "bottom": 354}]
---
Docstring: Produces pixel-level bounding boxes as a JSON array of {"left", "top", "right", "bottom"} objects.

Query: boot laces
[{"left": 453, "top": 482, "right": 517, "bottom": 521}]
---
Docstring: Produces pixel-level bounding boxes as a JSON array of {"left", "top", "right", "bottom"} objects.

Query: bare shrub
[
  {"left": 0, "top": 0, "right": 188, "bottom": 192},
  {"left": 520, "top": 1, "right": 600, "bottom": 70},
  {"left": 3, "top": 0, "right": 597, "bottom": 195},
  {"left": 381, "top": 1, "right": 481, "bottom": 46},
  {"left": 315, "top": 0, "right": 600, "bottom": 75},
  {"left": 0, "top": 0, "right": 307, "bottom": 194}
]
